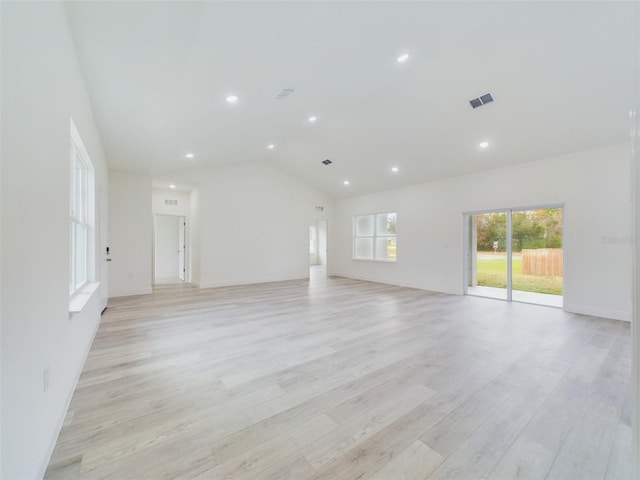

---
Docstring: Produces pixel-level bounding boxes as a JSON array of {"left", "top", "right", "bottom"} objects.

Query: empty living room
[{"left": 2, "top": 1, "right": 640, "bottom": 479}]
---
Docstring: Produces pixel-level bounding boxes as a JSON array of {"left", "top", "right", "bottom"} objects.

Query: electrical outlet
[{"left": 44, "top": 367, "right": 50, "bottom": 392}]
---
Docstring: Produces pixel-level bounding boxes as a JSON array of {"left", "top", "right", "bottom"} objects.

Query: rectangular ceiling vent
[
  {"left": 322, "top": 159, "right": 332, "bottom": 165},
  {"left": 275, "top": 88, "right": 295, "bottom": 100},
  {"left": 469, "top": 93, "right": 494, "bottom": 109},
  {"left": 164, "top": 199, "right": 178, "bottom": 206}
]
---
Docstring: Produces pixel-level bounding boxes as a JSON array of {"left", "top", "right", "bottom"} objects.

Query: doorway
[
  {"left": 464, "top": 206, "right": 563, "bottom": 307},
  {"left": 154, "top": 214, "right": 186, "bottom": 284},
  {"left": 309, "top": 220, "right": 328, "bottom": 280}
]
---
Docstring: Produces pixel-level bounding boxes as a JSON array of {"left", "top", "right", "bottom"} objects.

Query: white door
[
  {"left": 154, "top": 215, "right": 181, "bottom": 282},
  {"left": 178, "top": 217, "right": 185, "bottom": 281}
]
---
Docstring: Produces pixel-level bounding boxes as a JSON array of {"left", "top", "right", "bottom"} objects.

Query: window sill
[
  {"left": 352, "top": 258, "right": 397, "bottom": 263},
  {"left": 69, "top": 282, "right": 100, "bottom": 314}
]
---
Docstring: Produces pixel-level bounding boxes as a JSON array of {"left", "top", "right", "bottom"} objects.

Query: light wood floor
[{"left": 45, "top": 273, "right": 632, "bottom": 479}]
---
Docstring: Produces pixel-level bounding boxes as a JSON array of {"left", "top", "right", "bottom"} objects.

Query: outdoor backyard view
[{"left": 473, "top": 208, "right": 563, "bottom": 296}]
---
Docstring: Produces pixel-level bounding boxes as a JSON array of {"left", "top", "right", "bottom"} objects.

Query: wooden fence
[{"left": 522, "top": 248, "right": 563, "bottom": 276}]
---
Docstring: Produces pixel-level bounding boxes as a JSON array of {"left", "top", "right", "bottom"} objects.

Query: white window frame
[
  {"left": 70, "top": 120, "right": 96, "bottom": 298},
  {"left": 353, "top": 212, "right": 397, "bottom": 262}
]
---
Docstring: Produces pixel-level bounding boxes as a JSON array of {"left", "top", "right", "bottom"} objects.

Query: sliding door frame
[{"left": 463, "top": 202, "right": 564, "bottom": 302}]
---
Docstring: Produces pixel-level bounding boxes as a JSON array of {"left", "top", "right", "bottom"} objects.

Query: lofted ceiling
[{"left": 64, "top": 1, "right": 635, "bottom": 199}]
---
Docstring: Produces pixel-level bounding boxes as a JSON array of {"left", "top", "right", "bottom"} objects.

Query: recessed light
[
  {"left": 343, "top": 180, "right": 350, "bottom": 185},
  {"left": 391, "top": 166, "right": 399, "bottom": 173},
  {"left": 479, "top": 141, "right": 489, "bottom": 149},
  {"left": 308, "top": 116, "right": 317, "bottom": 123},
  {"left": 169, "top": 184, "right": 176, "bottom": 189},
  {"left": 226, "top": 95, "right": 239, "bottom": 104},
  {"left": 185, "top": 153, "right": 194, "bottom": 159},
  {"left": 397, "top": 53, "right": 410, "bottom": 63},
  {"left": 267, "top": 144, "right": 275, "bottom": 149}
]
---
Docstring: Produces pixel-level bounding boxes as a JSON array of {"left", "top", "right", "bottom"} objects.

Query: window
[
  {"left": 70, "top": 120, "right": 95, "bottom": 297},
  {"left": 354, "top": 212, "right": 396, "bottom": 261}
]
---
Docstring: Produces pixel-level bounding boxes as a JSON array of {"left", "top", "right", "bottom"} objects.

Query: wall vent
[
  {"left": 275, "top": 88, "right": 295, "bottom": 100},
  {"left": 469, "top": 92, "right": 494, "bottom": 109},
  {"left": 322, "top": 159, "right": 332, "bottom": 165},
  {"left": 315, "top": 206, "right": 324, "bottom": 212},
  {"left": 164, "top": 199, "right": 178, "bottom": 206}
]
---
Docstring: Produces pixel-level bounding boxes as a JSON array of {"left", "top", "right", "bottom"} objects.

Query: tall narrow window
[
  {"left": 70, "top": 120, "right": 95, "bottom": 297},
  {"left": 354, "top": 212, "right": 397, "bottom": 261}
]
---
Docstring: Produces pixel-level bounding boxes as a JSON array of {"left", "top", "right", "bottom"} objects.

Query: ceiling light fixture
[
  {"left": 226, "top": 95, "right": 239, "bottom": 104},
  {"left": 397, "top": 53, "right": 410, "bottom": 63},
  {"left": 267, "top": 144, "right": 275, "bottom": 149},
  {"left": 308, "top": 116, "right": 317, "bottom": 123},
  {"left": 169, "top": 184, "right": 176, "bottom": 189},
  {"left": 391, "top": 166, "right": 399, "bottom": 173},
  {"left": 343, "top": 180, "right": 350, "bottom": 185},
  {"left": 185, "top": 153, "right": 194, "bottom": 159},
  {"left": 479, "top": 141, "right": 489, "bottom": 149}
]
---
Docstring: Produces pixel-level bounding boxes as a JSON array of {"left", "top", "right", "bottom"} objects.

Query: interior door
[{"left": 178, "top": 217, "right": 185, "bottom": 281}]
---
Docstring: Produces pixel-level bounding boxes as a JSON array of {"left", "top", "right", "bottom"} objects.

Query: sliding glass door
[
  {"left": 465, "top": 206, "right": 563, "bottom": 307},
  {"left": 466, "top": 211, "right": 508, "bottom": 300}
]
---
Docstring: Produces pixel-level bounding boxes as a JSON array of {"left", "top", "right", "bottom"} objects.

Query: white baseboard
[
  {"left": 332, "top": 274, "right": 631, "bottom": 322},
  {"left": 37, "top": 291, "right": 103, "bottom": 479},
  {"left": 563, "top": 303, "right": 631, "bottom": 322},
  {"left": 330, "top": 273, "right": 460, "bottom": 296},
  {"left": 109, "top": 287, "right": 153, "bottom": 298},
  {"left": 198, "top": 275, "right": 308, "bottom": 289}
]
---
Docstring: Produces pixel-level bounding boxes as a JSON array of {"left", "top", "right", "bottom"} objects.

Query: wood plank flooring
[{"left": 45, "top": 272, "right": 632, "bottom": 479}]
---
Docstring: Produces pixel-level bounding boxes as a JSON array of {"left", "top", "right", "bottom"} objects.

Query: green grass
[{"left": 476, "top": 256, "right": 563, "bottom": 295}]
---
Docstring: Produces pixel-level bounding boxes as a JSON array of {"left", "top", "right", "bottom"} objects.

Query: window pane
[
  {"left": 75, "top": 160, "right": 82, "bottom": 218},
  {"left": 77, "top": 159, "right": 87, "bottom": 221},
  {"left": 355, "top": 238, "right": 373, "bottom": 259},
  {"left": 355, "top": 215, "right": 374, "bottom": 236},
  {"left": 74, "top": 223, "right": 87, "bottom": 288},
  {"left": 376, "top": 237, "right": 397, "bottom": 260},
  {"left": 70, "top": 222, "right": 75, "bottom": 293},
  {"left": 376, "top": 213, "right": 396, "bottom": 236}
]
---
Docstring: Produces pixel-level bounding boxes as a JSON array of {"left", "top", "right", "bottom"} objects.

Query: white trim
[
  {"left": 69, "top": 282, "right": 100, "bottom": 314},
  {"left": 330, "top": 272, "right": 461, "bottom": 296},
  {"left": 197, "top": 275, "right": 308, "bottom": 290},
  {"left": 564, "top": 303, "right": 631, "bottom": 322},
  {"left": 463, "top": 205, "right": 565, "bottom": 306},
  {"left": 37, "top": 292, "right": 102, "bottom": 480},
  {"left": 109, "top": 287, "right": 153, "bottom": 298},
  {"left": 463, "top": 202, "right": 565, "bottom": 216}
]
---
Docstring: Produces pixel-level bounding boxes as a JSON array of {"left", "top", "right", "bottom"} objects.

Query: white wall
[
  {"left": 318, "top": 220, "right": 328, "bottom": 266},
  {"left": 152, "top": 188, "right": 190, "bottom": 216},
  {"left": 1, "top": 2, "right": 109, "bottom": 477},
  {"left": 109, "top": 170, "right": 152, "bottom": 297},
  {"left": 181, "top": 161, "right": 332, "bottom": 288},
  {"left": 190, "top": 188, "right": 201, "bottom": 285},
  {"left": 331, "top": 143, "right": 632, "bottom": 321}
]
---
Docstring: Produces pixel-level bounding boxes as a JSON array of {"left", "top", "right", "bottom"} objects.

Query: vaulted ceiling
[{"left": 65, "top": 1, "right": 635, "bottom": 198}]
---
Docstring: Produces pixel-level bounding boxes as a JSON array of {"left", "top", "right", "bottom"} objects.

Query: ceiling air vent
[
  {"left": 275, "top": 88, "right": 294, "bottom": 100},
  {"left": 322, "top": 159, "right": 332, "bottom": 165},
  {"left": 469, "top": 93, "right": 494, "bottom": 109}
]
